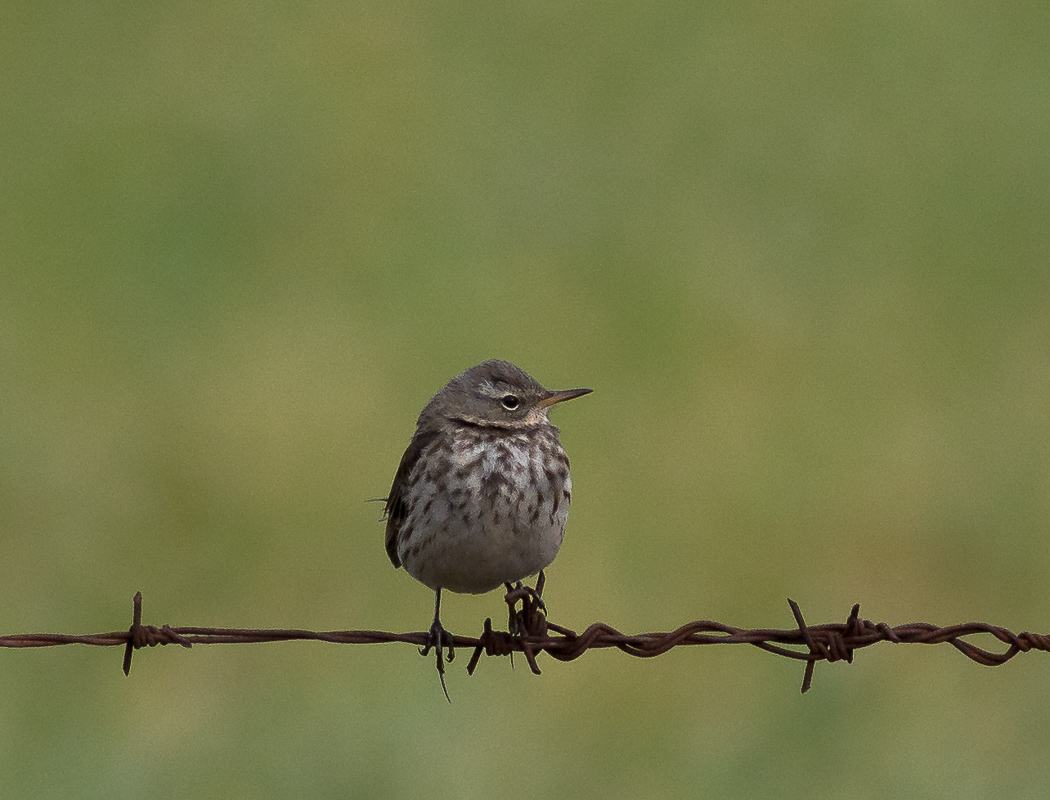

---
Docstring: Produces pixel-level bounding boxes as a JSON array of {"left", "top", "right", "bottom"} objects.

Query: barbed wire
[{"left": 2, "top": 590, "right": 1047, "bottom": 695}]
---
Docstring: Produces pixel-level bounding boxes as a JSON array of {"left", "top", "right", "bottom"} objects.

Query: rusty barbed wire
[{"left": 2, "top": 591, "right": 1048, "bottom": 694}]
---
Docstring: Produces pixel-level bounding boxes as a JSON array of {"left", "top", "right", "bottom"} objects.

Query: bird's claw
[
  {"left": 504, "top": 571, "right": 548, "bottom": 639},
  {"left": 420, "top": 619, "right": 454, "bottom": 702}
]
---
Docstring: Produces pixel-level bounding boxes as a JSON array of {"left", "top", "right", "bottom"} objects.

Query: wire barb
[
  {"left": 122, "top": 591, "right": 193, "bottom": 676},
  {"left": 2, "top": 592, "right": 1048, "bottom": 694}
]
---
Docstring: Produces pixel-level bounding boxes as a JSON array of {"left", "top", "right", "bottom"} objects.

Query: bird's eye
[{"left": 500, "top": 394, "right": 520, "bottom": 410}]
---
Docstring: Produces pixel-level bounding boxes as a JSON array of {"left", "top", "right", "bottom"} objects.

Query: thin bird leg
[
  {"left": 504, "top": 581, "right": 520, "bottom": 635},
  {"left": 503, "top": 570, "right": 548, "bottom": 637},
  {"left": 501, "top": 574, "right": 546, "bottom": 676},
  {"left": 531, "top": 570, "right": 548, "bottom": 616},
  {"left": 418, "top": 588, "right": 453, "bottom": 702}
]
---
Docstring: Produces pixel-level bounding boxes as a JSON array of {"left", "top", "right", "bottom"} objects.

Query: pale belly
[{"left": 397, "top": 431, "right": 571, "bottom": 594}]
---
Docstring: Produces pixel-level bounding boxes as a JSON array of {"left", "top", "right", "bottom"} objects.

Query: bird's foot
[
  {"left": 500, "top": 576, "right": 546, "bottom": 676},
  {"left": 419, "top": 619, "right": 454, "bottom": 702},
  {"left": 503, "top": 570, "right": 548, "bottom": 639}
]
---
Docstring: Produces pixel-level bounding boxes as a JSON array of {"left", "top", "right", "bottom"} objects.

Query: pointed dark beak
[{"left": 537, "top": 388, "right": 592, "bottom": 408}]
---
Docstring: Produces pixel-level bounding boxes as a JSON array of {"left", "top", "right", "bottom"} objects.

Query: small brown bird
[{"left": 383, "top": 359, "right": 590, "bottom": 687}]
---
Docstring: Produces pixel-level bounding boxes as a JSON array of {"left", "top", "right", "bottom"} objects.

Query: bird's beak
[{"left": 537, "top": 388, "right": 593, "bottom": 408}]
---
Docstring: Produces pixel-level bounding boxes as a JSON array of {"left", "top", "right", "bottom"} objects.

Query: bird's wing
[{"left": 383, "top": 429, "right": 439, "bottom": 568}]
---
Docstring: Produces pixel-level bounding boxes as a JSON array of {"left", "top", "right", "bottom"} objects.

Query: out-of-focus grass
[{"left": 2, "top": 4, "right": 1049, "bottom": 799}]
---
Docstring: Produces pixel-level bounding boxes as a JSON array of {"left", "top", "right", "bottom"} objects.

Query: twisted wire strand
[{"left": 1, "top": 593, "right": 1047, "bottom": 693}]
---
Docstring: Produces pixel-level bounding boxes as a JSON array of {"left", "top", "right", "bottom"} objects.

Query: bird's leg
[
  {"left": 503, "top": 570, "right": 548, "bottom": 638},
  {"left": 529, "top": 570, "right": 548, "bottom": 618},
  {"left": 500, "top": 572, "right": 548, "bottom": 676},
  {"left": 504, "top": 581, "right": 520, "bottom": 635},
  {"left": 419, "top": 588, "right": 453, "bottom": 702}
]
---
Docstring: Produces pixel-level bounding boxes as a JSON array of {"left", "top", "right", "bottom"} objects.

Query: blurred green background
[{"left": 3, "top": 3, "right": 1049, "bottom": 798}]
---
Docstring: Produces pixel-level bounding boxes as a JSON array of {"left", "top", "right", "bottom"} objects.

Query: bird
[{"left": 383, "top": 359, "right": 590, "bottom": 693}]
